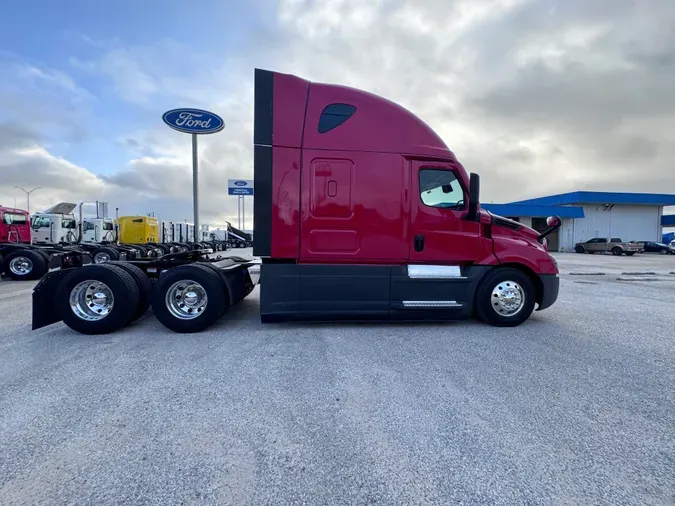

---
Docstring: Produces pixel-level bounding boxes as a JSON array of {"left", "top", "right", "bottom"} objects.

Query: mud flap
[{"left": 32, "top": 270, "right": 68, "bottom": 330}]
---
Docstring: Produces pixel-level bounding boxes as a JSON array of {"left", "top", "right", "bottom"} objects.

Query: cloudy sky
[{"left": 1, "top": 0, "right": 673, "bottom": 227}]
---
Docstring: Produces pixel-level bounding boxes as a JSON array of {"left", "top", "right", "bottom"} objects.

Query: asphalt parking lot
[{"left": 1, "top": 251, "right": 674, "bottom": 505}]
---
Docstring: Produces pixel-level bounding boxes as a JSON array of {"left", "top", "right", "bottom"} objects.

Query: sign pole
[
  {"left": 237, "top": 195, "right": 242, "bottom": 230},
  {"left": 162, "top": 108, "right": 224, "bottom": 242},
  {"left": 242, "top": 196, "right": 245, "bottom": 230},
  {"left": 192, "top": 133, "right": 199, "bottom": 238}
]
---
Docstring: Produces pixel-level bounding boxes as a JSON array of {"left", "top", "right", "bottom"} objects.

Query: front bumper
[{"left": 537, "top": 274, "right": 559, "bottom": 311}]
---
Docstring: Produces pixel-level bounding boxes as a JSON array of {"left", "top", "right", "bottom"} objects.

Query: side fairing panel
[
  {"left": 273, "top": 73, "right": 310, "bottom": 148},
  {"left": 271, "top": 146, "right": 301, "bottom": 258}
]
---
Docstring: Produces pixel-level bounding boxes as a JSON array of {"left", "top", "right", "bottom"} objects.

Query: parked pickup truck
[{"left": 574, "top": 237, "right": 643, "bottom": 256}]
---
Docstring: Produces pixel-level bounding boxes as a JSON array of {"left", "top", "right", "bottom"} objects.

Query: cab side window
[{"left": 419, "top": 169, "right": 465, "bottom": 209}]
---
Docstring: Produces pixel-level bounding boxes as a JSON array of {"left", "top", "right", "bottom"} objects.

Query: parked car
[
  {"left": 632, "top": 241, "right": 675, "bottom": 255},
  {"left": 574, "top": 237, "right": 643, "bottom": 256}
]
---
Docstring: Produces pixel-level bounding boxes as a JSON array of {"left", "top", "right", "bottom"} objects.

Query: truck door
[{"left": 408, "top": 161, "right": 480, "bottom": 263}]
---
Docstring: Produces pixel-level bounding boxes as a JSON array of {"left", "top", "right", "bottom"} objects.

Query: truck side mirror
[
  {"left": 546, "top": 216, "right": 561, "bottom": 227},
  {"left": 465, "top": 173, "right": 480, "bottom": 221}
]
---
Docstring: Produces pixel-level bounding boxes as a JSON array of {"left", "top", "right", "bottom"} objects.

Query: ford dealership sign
[
  {"left": 162, "top": 108, "right": 225, "bottom": 134},
  {"left": 228, "top": 179, "right": 254, "bottom": 195}
]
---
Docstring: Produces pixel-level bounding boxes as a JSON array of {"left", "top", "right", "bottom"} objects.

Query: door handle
[{"left": 414, "top": 234, "right": 425, "bottom": 252}]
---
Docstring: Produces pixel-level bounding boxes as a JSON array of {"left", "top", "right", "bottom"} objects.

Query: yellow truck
[{"left": 116, "top": 216, "right": 159, "bottom": 244}]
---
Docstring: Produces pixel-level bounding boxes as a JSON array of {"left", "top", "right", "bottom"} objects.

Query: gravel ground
[{"left": 1, "top": 252, "right": 674, "bottom": 505}]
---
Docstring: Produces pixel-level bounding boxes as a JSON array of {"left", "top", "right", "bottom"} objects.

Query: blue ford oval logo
[
  {"left": 162, "top": 108, "right": 225, "bottom": 134},
  {"left": 234, "top": 181, "right": 247, "bottom": 186}
]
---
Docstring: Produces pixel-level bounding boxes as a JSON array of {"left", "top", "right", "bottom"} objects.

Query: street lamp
[{"left": 14, "top": 186, "right": 41, "bottom": 215}]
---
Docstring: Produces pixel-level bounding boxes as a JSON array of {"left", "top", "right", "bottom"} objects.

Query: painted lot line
[{"left": 0, "top": 265, "right": 673, "bottom": 505}]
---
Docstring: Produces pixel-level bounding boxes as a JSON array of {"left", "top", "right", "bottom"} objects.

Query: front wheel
[
  {"left": 659, "top": 249, "right": 668, "bottom": 255},
  {"left": 575, "top": 245, "right": 585, "bottom": 253},
  {"left": 475, "top": 268, "right": 536, "bottom": 327}
]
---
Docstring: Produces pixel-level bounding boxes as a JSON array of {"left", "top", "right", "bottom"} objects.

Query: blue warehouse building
[{"left": 481, "top": 191, "right": 675, "bottom": 252}]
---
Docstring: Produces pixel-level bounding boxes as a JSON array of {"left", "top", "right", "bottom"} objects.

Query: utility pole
[{"left": 14, "top": 186, "right": 41, "bottom": 214}]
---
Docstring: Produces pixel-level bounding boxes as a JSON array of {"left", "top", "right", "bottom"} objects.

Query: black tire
[
  {"left": 475, "top": 268, "right": 536, "bottom": 327},
  {"left": 625, "top": 252, "right": 636, "bottom": 256},
  {"left": 194, "top": 262, "right": 230, "bottom": 316},
  {"left": 35, "top": 249, "right": 50, "bottom": 263},
  {"left": 3, "top": 249, "right": 48, "bottom": 280},
  {"left": 133, "top": 245, "right": 148, "bottom": 256},
  {"left": 155, "top": 244, "right": 170, "bottom": 254},
  {"left": 659, "top": 249, "right": 667, "bottom": 255},
  {"left": 107, "top": 261, "right": 153, "bottom": 322},
  {"left": 611, "top": 247, "right": 623, "bottom": 256},
  {"left": 92, "top": 247, "right": 120, "bottom": 263},
  {"left": 57, "top": 264, "right": 140, "bottom": 335},
  {"left": 152, "top": 264, "right": 228, "bottom": 333},
  {"left": 574, "top": 245, "right": 585, "bottom": 253}
]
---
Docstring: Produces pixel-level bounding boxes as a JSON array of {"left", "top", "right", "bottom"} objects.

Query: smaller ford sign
[
  {"left": 227, "top": 179, "right": 254, "bottom": 196},
  {"left": 162, "top": 108, "right": 225, "bottom": 134}
]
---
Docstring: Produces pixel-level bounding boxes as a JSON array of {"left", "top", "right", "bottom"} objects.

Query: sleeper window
[
  {"left": 419, "top": 169, "right": 465, "bottom": 209},
  {"left": 318, "top": 104, "right": 357, "bottom": 134}
]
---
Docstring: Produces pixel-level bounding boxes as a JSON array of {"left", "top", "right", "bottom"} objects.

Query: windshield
[{"left": 2, "top": 212, "right": 28, "bottom": 225}]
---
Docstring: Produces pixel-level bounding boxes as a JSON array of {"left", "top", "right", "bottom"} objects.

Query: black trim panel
[
  {"left": 254, "top": 68, "right": 273, "bottom": 146},
  {"left": 490, "top": 212, "right": 521, "bottom": 230},
  {"left": 537, "top": 274, "right": 559, "bottom": 311},
  {"left": 259, "top": 263, "right": 496, "bottom": 322},
  {"left": 390, "top": 265, "right": 490, "bottom": 320},
  {"left": 253, "top": 144, "right": 273, "bottom": 257}
]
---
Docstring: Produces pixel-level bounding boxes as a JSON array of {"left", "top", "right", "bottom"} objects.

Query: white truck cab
[
  {"left": 31, "top": 203, "right": 78, "bottom": 244},
  {"left": 81, "top": 217, "right": 115, "bottom": 244}
]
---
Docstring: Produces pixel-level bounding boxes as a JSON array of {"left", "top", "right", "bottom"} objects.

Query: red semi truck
[
  {"left": 0, "top": 206, "right": 51, "bottom": 280},
  {"left": 32, "top": 68, "right": 560, "bottom": 335}
]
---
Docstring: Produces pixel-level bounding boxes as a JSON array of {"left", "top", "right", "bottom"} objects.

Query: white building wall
[
  {"left": 519, "top": 217, "right": 532, "bottom": 228},
  {"left": 559, "top": 218, "right": 575, "bottom": 252},
  {"left": 572, "top": 205, "right": 661, "bottom": 244}
]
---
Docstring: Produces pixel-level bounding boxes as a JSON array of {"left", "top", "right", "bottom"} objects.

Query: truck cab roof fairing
[
  {"left": 253, "top": 68, "right": 458, "bottom": 159},
  {"left": 302, "top": 82, "right": 454, "bottom": 159}
]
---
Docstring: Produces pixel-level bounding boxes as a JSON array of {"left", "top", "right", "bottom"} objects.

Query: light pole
[{"left": 14, "top": 186, "right": 41, "bottom": 214}]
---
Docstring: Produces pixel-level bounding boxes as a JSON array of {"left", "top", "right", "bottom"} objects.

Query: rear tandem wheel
[
  {"left": 56, "top": 264, "right": 140, "bottom": 335},
  {"left": 151, "top": 264, "right": 228, "bottom": 333}
]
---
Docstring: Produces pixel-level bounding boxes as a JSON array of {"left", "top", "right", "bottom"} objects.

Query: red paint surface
[
  {"left": 0, "top": 207, "right": 31, "bottom": 243},
  {"left": 491, "top": 224, "right": 559, "bottom": 274},
  {"left": 408, "top": 160, "right": 479, "bottom": 264},
  {"left": 299, "top": 150, "right": 408, "bottom": 262},
  {"left": 271, "top": 147, "right": 301, "bottom": 258},
  {"left": 268, "top": 70, "right": 558, "bottom": 275},
  {"left": 272, "top": 73, "right": 309, "bottom": 148}
]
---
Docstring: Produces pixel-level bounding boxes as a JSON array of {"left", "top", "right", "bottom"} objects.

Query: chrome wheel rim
[
  {"left": 165, "top": 280, "right": 208, "bottom": 320},
  {"left": 69, "top": 280, "right": 114, "bottom": 321},
  {"left": 94, "top": 252, "right": 111, "bottom": 263},
  {"left": 491, "top": 280, "right": 525, "bottom": 317},
  {"left": 9, "top": 256, "right": 33, "bottom": 275}
]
